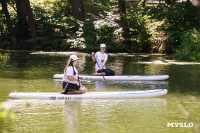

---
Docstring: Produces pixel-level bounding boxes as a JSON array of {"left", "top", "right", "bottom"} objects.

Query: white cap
[
  {"left": 100, "top": 43, "right": 106, "bottom": 48},
  {"left": 70, "top": 55, "right": 79, "bottom": 61}
]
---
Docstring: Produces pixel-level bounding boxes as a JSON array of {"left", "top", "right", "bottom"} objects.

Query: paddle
[
  {"left": 92, "top": 52, "right": 106, "bottom": 81},
  {"left": 78, "top": 76, "right": 81, "bottom": 87}
]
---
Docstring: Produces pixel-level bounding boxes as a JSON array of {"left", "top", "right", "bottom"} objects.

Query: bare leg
[
  {"left": 67, "top": 86, "right": 87, "bottom": 94},
  {"left": 92, "top": 72, "right": 106, "bottom": 76},
  {"left": 67, "top": 90, "right": 83, "bottom": 94},
  {"left": 79, "top": 86, "right": 87, "bottom": 93}
]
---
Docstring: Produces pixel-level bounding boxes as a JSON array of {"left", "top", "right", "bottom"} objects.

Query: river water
[{"left": 0, "top": 51, "right": 200, "bottom": 133}]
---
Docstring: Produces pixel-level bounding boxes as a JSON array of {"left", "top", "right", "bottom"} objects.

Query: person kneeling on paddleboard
[
  {"left": 61, "top": 55, "right": 87, "bottom": 94},
  {"left": 92, "top": 43, "right": 115, "bottom": 76}
]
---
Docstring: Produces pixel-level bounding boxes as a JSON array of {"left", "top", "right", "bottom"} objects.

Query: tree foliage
[
  {"left": 147, "top": 0, "right": 198, "bottom": 53},
  {"left": 0, "top": 0, "right": 199, "bottom": 61},
  {"left": 174, "top": 28, "right": 200, "bottom": 61}
]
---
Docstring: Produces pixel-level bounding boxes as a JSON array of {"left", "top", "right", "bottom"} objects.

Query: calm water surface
[{"left": 0, "top": 51, "right": 200, "bottom": 133}]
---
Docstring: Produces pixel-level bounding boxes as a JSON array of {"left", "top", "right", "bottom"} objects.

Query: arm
[
  {"left": 67, "top": 76, "right": 79, "bottom": 82},
  {"left": 100, "top": 54, "right": 108, "bottom": 69},
  {"left": 66, "top": 67, "right": 80, "bottom": 83},
  {"left": 99, "top": 59, "right": 107, "bottom": 70},
  {"left": 68, "top": 76, "right": 81, "bottom": 85},
  {"left": 92, "top": 52, "right": 96, "bottom": 62},
  {"left": 102, "top": 59, "right": 107, "bottom": 68}
]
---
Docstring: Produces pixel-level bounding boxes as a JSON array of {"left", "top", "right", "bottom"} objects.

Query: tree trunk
[
  {"left": 142, "top": 0, "right": 147, "bottom": 7},
  {"left": 1, "top": 1, "right": 17, "bottom": 46},
  {"left": 25, "top": 0, "right": 38, "bottom": 48},
  {"left": 71, "top": 0, "right": 84, "bottom": 21},
  {"left": 25, "top": 0, "right": 37, "bottom": 39},
  {"left": 118, "top": 0, "right": 129, "bottom": 35},
  {"left": 192, "top": 0, "right": 200, "bottom": 29},
  {"left": 165, "top": 0, "right": 171, "bottom": 5},
  {"left": 198, "top": 7, "right": 200, "bottom": 30},
  {"left": 16, "top": 0, "right": 29, "bottom": 48},
  {"left": 118, "top": 0, "right": 132, "bottom": 51}
]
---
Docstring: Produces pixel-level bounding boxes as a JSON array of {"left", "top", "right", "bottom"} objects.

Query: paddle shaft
[
  {"left": 93, "top": 53, "right": 106, "bottom": 81},
  {"left": 78, "top": 76, "right": 80, "bottom": 87}
]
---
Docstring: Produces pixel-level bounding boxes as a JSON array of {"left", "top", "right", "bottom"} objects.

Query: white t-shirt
[
  {"left": 63, "top": 66, "right": 79, "bottom": 84},
  {"left": 94, "top": 52, "right": 108, "bottom": 72}
]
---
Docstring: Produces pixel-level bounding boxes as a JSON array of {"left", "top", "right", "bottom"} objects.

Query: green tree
[
  {"left": 174, "top": 28, "right": 200, "bottom": 61},
  {"left": 71, "top": 0, "right": 84, "bottom": 21},
  {"left": 25, "top": 0, "right": 38, "bottom": 41},
  {"left": 147, "top": 1, "right": 198, "bottom": 53},
  {"left": 16, "top": 0, "right": 29, "bottom": 48},
  {"left": 0, "top": 0, "right": 17, "bottom": 47},
  {"left": 15, "top": 0, "right": 38, "bottom": 49},
  {"left": 82, "top": 19, "right": 97, "bottom": 52}
]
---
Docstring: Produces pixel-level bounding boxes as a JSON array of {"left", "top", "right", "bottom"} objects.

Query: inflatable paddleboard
[
  {"left": 9, "top": 89, "right": 167, "bottom": 99},
  {"left": 53, "top": 74, "right": 169, "bottom": 81}
]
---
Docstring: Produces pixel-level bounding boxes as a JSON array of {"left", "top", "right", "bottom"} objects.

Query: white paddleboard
[
  {"left": 53, "top": 74, "right": 169, "bottom": 81},
  {"left": 9, "top": 89, "right": 167, "bottom": 99}
]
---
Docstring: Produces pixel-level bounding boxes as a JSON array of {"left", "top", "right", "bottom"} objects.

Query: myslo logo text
[{"left": 167, "top": 122, "right": 193, "bottom": 127}]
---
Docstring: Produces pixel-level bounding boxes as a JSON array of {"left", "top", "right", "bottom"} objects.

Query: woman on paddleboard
[
  {"left": 92, "top": 43, "right": 115, "bottom": 76},
  {"left": 61, "top": 55, "right": 87, "bottom": 94}
]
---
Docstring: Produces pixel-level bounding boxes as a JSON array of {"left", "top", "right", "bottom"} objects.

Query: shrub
[
  {"left": 147, "top": 1, "right": 198, "bottom": 53},
  {"left": 125, "top": 2, "right": 153, "bottom": 53},
  {"left": 30, "top": 0, "right": 79, "bottom": 50},
  {"left": 174, "top": 29, "right": 200, "bottom": 61},
  {"left": 82, "top": 19, "right": 97, "bottom": 52}
]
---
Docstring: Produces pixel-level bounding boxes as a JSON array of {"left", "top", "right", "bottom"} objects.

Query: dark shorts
[
  {"left": 97, "top": 68, "right": 115, "bottom": 76},
  {"left": 62, "top": 82, "right": 80, "bottom": 93}
]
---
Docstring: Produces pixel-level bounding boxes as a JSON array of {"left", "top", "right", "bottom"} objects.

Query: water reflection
[
  {"left": 94, "top": 81, "right": 107, "bottom": 90},
  {"left": 63, "top": 101, "right": 80, "bottom": 133},
  {"left": 3, "top": 98, "right": 167, "bottom": 133},
  {"left": 138, "top": 59, "right": 200, "bottom": 65},
  {"left": 54, "top": 79, "right": 169, "bottom": 91},
  {"left": 0, "top": 53, "right": 10, "bottom": 67}
]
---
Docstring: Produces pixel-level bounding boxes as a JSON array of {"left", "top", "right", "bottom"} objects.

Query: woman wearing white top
[
  {"left": 92, "top": 44, "right": 115, "bottom": 76},
  {"left": 61, "top": 55, "right": 87, "bottom": 94}
]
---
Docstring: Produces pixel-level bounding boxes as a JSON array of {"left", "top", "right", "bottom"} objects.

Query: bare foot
[{"left": 92, "top": 73, "right": 106, "bottom": 76}]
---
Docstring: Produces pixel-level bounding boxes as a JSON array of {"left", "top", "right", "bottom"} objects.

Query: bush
[
  {"left": 125, "top": 2, "right": 153, "bottom": 53},
  {"left": 82, "top": 19, "right": 97, "bottom": 52},
  {"left": 82, "top": 11, "right": 121, "bottom": 53},
  {"left": 147, "top": 1, "right": 198, "bottom": 53},
  {"left": 30, "top": 0, "right": 79, "bottom": 50},
  {"left": 96, "top": 24, "right": 117, "bottom": 52},
  {"left": 174, "top": 29, "right": 200, "bottom": 61}
]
